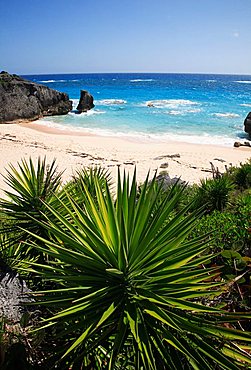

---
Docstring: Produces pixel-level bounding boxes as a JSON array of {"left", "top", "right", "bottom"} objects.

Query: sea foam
[
  {"left": 240, "top": 103, "right": 251, "bottom": 107},
  {"left": 212, "top": 113, "right": 240, "bottom": 118},
  {"left": 35, "top": 118, "right": 236, "bottom": 147},
  {"left": 97, "top": 99, "right": 127, "bottom": 105},
  {"left": 145, "top": 99, "right": 199, "bottom": 109},
  {"left": 39, "top": 80, "right": 56, "bottom": 83},
  {"left": 235, "top": 81, "right": 251, "bottom": 84},
  {"left": 69, "top": 109, "right": 105, "bottom": 116},
  {"left": 39, "top": 79, "right": 70, "bottom": 83},
  {"left": 167, "top": 108, "right": 201, "bottom": 115},
  {"left": 130, "top": 79, "right": 154, "bottom": 82}
]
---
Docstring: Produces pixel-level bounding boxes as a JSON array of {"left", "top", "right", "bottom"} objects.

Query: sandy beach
[{"left": 0, "top": 121, "right": 250, "bottom": 195}]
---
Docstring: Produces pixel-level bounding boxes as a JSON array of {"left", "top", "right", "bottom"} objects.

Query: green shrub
[
  {"left": 193, "top": 175, "right": 235, "bottom": 213},
  {"left": 189, "top": 207, "right": 251, "bottom": 312},
  {"left": 24, "top": 168, "right": 251, "bottom": 369},
  {"left": 190, "top": 210, "right": 250, "bottom": 253},
  {"left": 0, "top": 157, "right": 62, "bottom": 264},
  {"left": 1, "top": 159, "right": 251, "bottom": 369},
  {"left": 229, "top": 160, "right": 251, "bottom": 189}
]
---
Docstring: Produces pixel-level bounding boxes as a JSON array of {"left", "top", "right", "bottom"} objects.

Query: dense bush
[
  {"left": 192, "top": 175, "right": 235, "bottom": 213},
  {"left": 0, "top": 158, "right": 251, "bottom": 369},
  {"left": 190, "top": 209, "right": 251, "bottom": 254},
  {"left": 229, "top": 159, "right": 251, "bottom": 189}
]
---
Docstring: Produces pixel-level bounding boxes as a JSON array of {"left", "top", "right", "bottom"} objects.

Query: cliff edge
[{"left": 0, "top": 71, "right": 72, "bottom": 123}]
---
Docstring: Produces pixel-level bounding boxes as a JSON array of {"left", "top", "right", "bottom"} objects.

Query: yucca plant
[
  {"left": 193, "top": 175, "right": 235, "bottom": 213},
  {"left": 0, "top": 157, "right": 63, "bottom": 263},
  {"left": 230, "top": 160, "right": 251, "bottom": 189},
  {"left": 0, "top": 233, "right": 26, "bottom": 272},
  {"left": 62, "top": 166, "right": 113, "bottom": 209},
  {"left": 22, "top": 168, "right": 251, "bottom": 369},
  {"left": 72, "top": 166, "right": 112, "bottom": 195}
]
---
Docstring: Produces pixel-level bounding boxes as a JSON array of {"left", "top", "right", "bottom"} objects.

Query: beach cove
[
  {"left": 0, "top": 121, "right": 250, "bottom": 195},
  {"left": 26, "top": 73, "right": 251, "bottom": 147},
  {"left": 0, "top": 72, "right": 251, "bottom": 192}
]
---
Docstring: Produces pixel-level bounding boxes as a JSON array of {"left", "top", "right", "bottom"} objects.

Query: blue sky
[{"left": 0, "top": 0, "right": 250, "bottom": 75}]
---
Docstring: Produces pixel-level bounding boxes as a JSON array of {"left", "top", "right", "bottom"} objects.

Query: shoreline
[
  {"left": 22, "top": 118, "right": 249, "bottom": 147},
  {"left": 21, "top": 121, "right": 97, "bottom": 137},
  {"left": 21, "top": 119, "right": 251, "bottom": 152},
  {"left": 0, "top": 121, "right": 250, "bottom": 196}
]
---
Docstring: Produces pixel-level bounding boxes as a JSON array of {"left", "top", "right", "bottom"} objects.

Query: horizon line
[{"left": 17, "top": 71, "right": 251, "bottom": 76}]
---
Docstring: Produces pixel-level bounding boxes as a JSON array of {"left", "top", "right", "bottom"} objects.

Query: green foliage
[
  {"left": 189, "top": 190, "right": 251, "bottom": 312},
  {"left": 0, "top": 157, "right": 62, "bottom": 263},
  {"left": 1, "top": 158, "right": 251, "bottom": 369},
  {"left": 193, "top": 175, "right": 235, "bottom": 213},
  {"left": 0, "top": 233, "right": 25, "bottom": 272},
  {"left": 24, "top": 169, "right": 251, "bottom": 369},
  {"left": 229, "top": 160, "right": 251, "bottom": 189},
  {"left": 64, "top": 166, "right": 113, "bottom": 207},
  {"left": 190, "top": 210, "right": 250, "bottom": 253}
]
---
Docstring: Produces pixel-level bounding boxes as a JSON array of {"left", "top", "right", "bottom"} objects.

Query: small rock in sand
[
  {"left": 214, "top": 158, "right": 226, "bottom": 162},
  {"left": 160, "top": 162, "right": 169, "bottom": 168}
]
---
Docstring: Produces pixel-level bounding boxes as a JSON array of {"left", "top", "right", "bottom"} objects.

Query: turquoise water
[{"left": 24, "top": 73, "right": 251, "bottom": 146}]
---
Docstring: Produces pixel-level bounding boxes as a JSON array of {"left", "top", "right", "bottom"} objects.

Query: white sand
[{"left": 0, "top": 122, "right": 250, "bottom": 195}]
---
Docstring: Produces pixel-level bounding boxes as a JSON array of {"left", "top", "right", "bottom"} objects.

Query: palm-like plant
[
  {"left": 63, "top": 166, "right": 113, "bottom": 208},
  {"left": 234, "top": 161, "right": 251, "bottom": 189},
  {"left": 24, "top": 169, "right": 251, "bottom": 369},
  {"left": 0, "top": 157, "right": 62, "bottom": 262},
  {"left": 194, "top": 175, "right": 234, "bottom": 213}
]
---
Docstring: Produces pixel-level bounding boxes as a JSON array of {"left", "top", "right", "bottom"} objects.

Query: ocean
[{"left": 23, "top": 73, "right": 251, "bottom": 146}]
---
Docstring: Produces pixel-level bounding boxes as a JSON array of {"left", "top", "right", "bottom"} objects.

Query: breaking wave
[
  {"left": 39, "top": 79, "right": 79, "bottom": 83},
  {"left": 167, "top": 108, "right": 201, "bottom": 115},
  {"left": 39, "top": 80, "right": 56, "bottom": 83},
  {"left": 212, "top": 113, "right": 240, "bottom": 118},
  {"left": 240, "top": 103, "right": 251, "bottom": 107},
  {"left": 35, "top": 119, "right": 236, "bottom": 147},
  {"left": 69, "top": 109, "right": 105, "bottom": 116},
  {"left": 97, "top": 99, "right": 127, "bottom": 105},
  {"left": 145, "top": 99, "right": 199, "bottom": 109},
  {"left": 130, "top": 79, "right": 154, "bottom": 82},
  {"left": 235, "top": 80, "right": 251, "bottom": 84}
]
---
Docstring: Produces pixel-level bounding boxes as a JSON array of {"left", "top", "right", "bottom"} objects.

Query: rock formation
[
  {"left": 76, "top": 90, "right": 95, "bottom": 113},
  {"left": 0, "top": 71, "right": 72, "bottom": 123},
  {"left": 154, "top": 173, "right": 186, "bottom": 190},
  {"left": 244, "top": 112, "right": 251, "bottom": 138},
  {"left": 234, "top": 141, "right": 251, "bottom": 148},
  {"left": 0, "top": 262, "right": 33, "bottom": 323}
]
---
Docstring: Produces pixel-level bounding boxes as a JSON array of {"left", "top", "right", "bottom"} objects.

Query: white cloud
[{"left": 233, "top": 31, "right": 239, "bottom": 38}]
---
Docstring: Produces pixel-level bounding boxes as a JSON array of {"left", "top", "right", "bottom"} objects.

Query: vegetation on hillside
[{"left": 0, "top": 157, "right": 251, "bottom": 369}]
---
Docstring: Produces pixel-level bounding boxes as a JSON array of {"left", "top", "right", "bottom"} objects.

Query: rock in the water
[
  {"left": 244, "top": 112, "right": 251, "bottom": 137},
  {"left": 0, "top": 71, "right": 72, "bottom": 123},
  {"left": 76, "top": 90, "right": 94, "bottom": 113}
]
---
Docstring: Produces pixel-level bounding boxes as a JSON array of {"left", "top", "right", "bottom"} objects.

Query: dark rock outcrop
[
  {"left": 234, "top": 141, "right": 251, "bottom": 148},
  {"left": 0, "top": 71, "right": 72, "bottom": 123},
  {"left": 76, "top": 90, "right": 94, "bottom": 113},
  {"left": 244, "top": 112, "right": 251, "bottom": 137}
]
